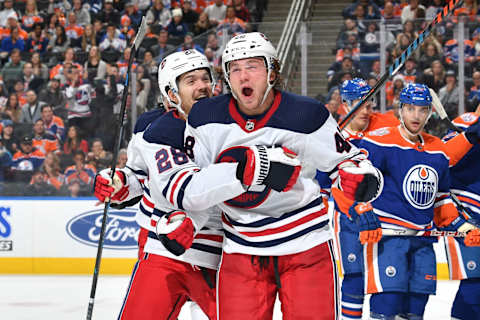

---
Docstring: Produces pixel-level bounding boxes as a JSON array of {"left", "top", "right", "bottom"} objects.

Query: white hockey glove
[
  {"left": 93, "top": 168, "right": 143, "bottom": 206},
  {"left": 156, "top": 211, "right": 195, "bottom": 256},
  {"left": 236, "top": 146, "right": 301, "bottom": 192},
  {"left": 338, "top": 159, "right": 383, "bottom": 202}
]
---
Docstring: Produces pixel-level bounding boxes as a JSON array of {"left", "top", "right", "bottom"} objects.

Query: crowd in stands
[
  {"left": 323, "top": 0, "right": 480, "bottom": 136},
  {"left": 0, "top": 0, "right": 268, "bottom": 197}
]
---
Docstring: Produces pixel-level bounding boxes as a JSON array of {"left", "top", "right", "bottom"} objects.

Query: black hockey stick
[
  {"left": 382, "top": 229, "right": 467, "bottom": 237},
  {"left": 339, "top": 0, "right": 463, "bottom": 130},
  {"left": 86, "top": 17, "right": 147, "bottom": 320}
]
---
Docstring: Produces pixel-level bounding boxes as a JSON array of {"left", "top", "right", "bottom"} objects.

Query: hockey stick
[
  {"left": 429, "top": 88, "right": 463, "bottom": 133},
  {"left": 382, "top": 229, "right": 467, "bottom": 237},
  {"left": 339, "top": 0, "right": 463, "bottom": 130},
  {"left": 86, "top": 17, "right": 147, "bottom": 320}
]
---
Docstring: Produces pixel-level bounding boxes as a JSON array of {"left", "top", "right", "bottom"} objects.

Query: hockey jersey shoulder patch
[
  {"left": 453, "top": 112, "right": 479, "bottom": 129},
  {"left": 188, "top": 94, "right": 234, "bottom": 129},
  {"left": 134, "top": 109, "right": 164, "bottom": 133},
  {"left": 143, "top": 111, "right": 186, "bottom": 149},
  {"left": 367, "top": 127, "right": 391, "bottom": 137}
]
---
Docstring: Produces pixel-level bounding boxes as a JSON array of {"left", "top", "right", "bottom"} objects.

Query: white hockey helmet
[
  {"left": 157, "top": 49, "right": 215, "bottom": 114},
  {"left": 222, "top": 32, "right": 278, "bottom": 105}
]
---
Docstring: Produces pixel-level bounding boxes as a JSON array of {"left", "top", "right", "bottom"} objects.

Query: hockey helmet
[
  {"left": 222, "top": 32, "right": 278, "bottom": 105},
  {"left": 340, "top": 78, "right": 371, "bottom": 105},
  {"left": 157, "top": 49, "right": 215, "bottom": 114},
  {"left": 399, "top": 83, "right": 432, "bottom": 107}
]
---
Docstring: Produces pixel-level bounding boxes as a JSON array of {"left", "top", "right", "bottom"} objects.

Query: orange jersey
[{"left": 32, "top": 134, "right": 60, "bottom": 155}]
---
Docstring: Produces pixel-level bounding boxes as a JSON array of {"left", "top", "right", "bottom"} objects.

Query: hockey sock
[
  {"left": 405, "top": 292, "right": 429, "bottom": 319},
  {"left": 452, "top": 279, "right": 480, "bottom": 320},
  {"left": 370, "top": 292, "right": 404, "bottom": 319},
  {"left": 341, "top": 273, "right": 364, "bottom": 319}
]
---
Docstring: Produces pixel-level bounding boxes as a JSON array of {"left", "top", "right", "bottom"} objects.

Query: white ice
[{"left": 0, "top": 275, "right": 459, "bottom": 319}]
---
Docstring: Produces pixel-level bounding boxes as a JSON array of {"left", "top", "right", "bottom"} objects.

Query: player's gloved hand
[
  {"left": 465, "top": 229, "right": 480, "bottom": 247},
  {"left": 236, "top": 145, "right": 301, "bottom": 192},
  {"left": 156, "top": 211, "right": 194, "bottom": 256},
  {"left": 338, "top": 159, "right": 383, "bottom": 202},
  {"left": 348, "top": 202, "right": 382, "bottom": 244},
  {"left": 464, "top": 118, "right": 480, "bottom": 144},
  {"left": 93, "top": 169, "right": 129, "bottom": 203}
]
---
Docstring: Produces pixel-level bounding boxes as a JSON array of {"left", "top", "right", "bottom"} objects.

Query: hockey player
[
  {"left": 94, "top": 49, "right": 301, "bottom": 320},
  {"left": 185, "top": 32, "right": 383, "bottom": 319},
  {"left": 332, "top": 83, "right": 480, "bottom": 319},
  {"left": 442, "top": 107, "right": 480, "bottom": 320}
]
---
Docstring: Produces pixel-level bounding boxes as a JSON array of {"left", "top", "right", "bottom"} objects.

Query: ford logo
[{"left": 66, "top": 209, "right": 139, "bottom": 250}]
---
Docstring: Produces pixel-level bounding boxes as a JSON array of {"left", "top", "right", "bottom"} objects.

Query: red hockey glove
[
  {"left": 465, "top": 229, "right": 480, "bottom": 247},
  {"left": 156, "top": 211, "right": 195, "bottom": 256},
  {"left": 348, "top": 202, "right": 382, "bottom": 244},
  {"left": 93, "top": 169, "right": 129, "bottom": 203},
  {"left": 338, "top": 159, "right": 383, "bottom": 202},
  {"left": 236, "top": 146, "right": 301, "bottom": 192}
]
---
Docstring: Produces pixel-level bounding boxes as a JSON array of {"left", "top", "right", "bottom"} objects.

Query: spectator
[
  {"left": 1, "top": 49, "right": 25, "bottom": 84},
  {"left": 0, "top": 27, "right": 25, "bottom": 58},
  {"left": 70, "top": 0, "right": 91, "bottom": 26},
  {"left": 84, "top": 46, "right": 107, "bottom": 83},
  {"left": 468, "top": 71, "right": 480, "bottom": 101},
  {"left": 233, "top": 0, "right": 251, "bottom": 23},
  {"left": 99, "top": 23, "right": 126, "bottom": 55},
  {"left": 86, "top": 138, "right": 112, "bottom": 171},
  {"left": 47, "top": 25, "right": 70, "bottom": 53},
  {"left": 134, "top": 79, "right": 147, "bottom": 114},
  {"left": 105, "top": 64, "right": 124, "bottom": 114},
  {"left": 0, "top": 120, "right": 16, "bottom": 154},
  {"left": 49, "top": 47, "right": 83, "bottom": 81},
  {"left": 0, "top": 136, "right": 12, "bottom": 193},
  {"left": 142, "top": 50, "right": 158, "bottom": 77},
  {"left": 11, "top": 135, "right": 45, "bottom": 183},
  {"left": 2, "top": 13, "right": 29, "bottom": 40},
  {"left": 24, "top": 169, "right": 58, "bottom": 196},
  {"left": 117, "top": 47, "right": 137, "bottom": 79},
  {"left": 392, "top": 33, "right": 411, "bottom": 59},
  {"left": 41, "top": 104, "right": 65, "bottom": 142},
  {"left": 19, "top": 90, "right": 46, "bottom": 124},
  {"left": 65, "top": 12, "right": 84, "bottom": 48},
  {"left": 24, "top": 23, "right": 49, "bottom": 55},
  {"left": 64, "top": 66, "right": 93, "bottom": 132},
  {"left": 0, "top": 82, "right": 8, "bottom": 110},
  {"left": 381, "top": 1, "right": 402, "bottom": 34},
  {"left": 400, "top": 57, "right": 418, "bottom": 84},
  {"left": 38, "top": 76, "right": 67, "bottom": 119},
  {"left": 32, "top": 119, "right": 60, "bottom": 155},
  {"left": 93, "top": 19, "right": 105, "bottom": 44},
  {"left": 336, "top": 19, "right": 358, "bottom": 50},
  {"left": 122, "top": 2, "right": 143, "bottom": 29},
  {"left": 81, "top": 24, "right": 97, "bottom": 52},
  {"left": 13, "top": 80, "right": 27, "bottom": 106},
  {"left": 116, "top": 148, "right": 127, "bottom": 168},
  {"left": 182, "top": 0, "right": 199, "bottom": 30},
  {"left": 386, "top": 74, "right": 405, "bottom": 107},
  {"left": 86, "top": 0, "right": 103, "bottom": 17},
  {"left": 192, "top": 11, "right": 211, "bottom": 36},
  {"left": 146, "top": 0, "right": 172, "bottom": 27},
  {"left": 63, "top": 125, "right": 88, "bottom": 155},
  {"left": 396, "top": 20, "right": 417, "bottom": 46},
  {"left": 64, "top": 150, "right": 96, "bottom": 189},
  {"left": 3, "top": 94, "right": 21, "bottom": 123},
  {"left": 22, "top": 62, "right": 43, "bottom": 92},
  {"left": 204, "top": 0, "right": 226, "bottom": 27},
  {"left": 30, "top": 52, "right": 49, "bottom": 81},
  {"left": 152, "top": 29, "right": 175, "bottom": 62},
  {"left": 426, "top": 0, "right": 444, "bottom": 20},
  {"left": 352, "top": 4, "right": 368, "bottom": 33},
  {"left": 444, "top": 38, "right": 477, "bottom": 77},
  {"left": 217, "top": 5, "right": 246, "bottom": 39},
  {"left": 401, "top": 0, "right": 425, "bottom": 24},
  {"left": 205, "top": 32, "right": 221, "bottom": 60},
  {"left": 418, "top": 42, "right": 441, "bottom": 72},
  {"left": 134, "top": 64, "right": 152, "bottom": 106},
  {"left": 327, "top": 55, "right": 361, "bottom": 90},
  {"left": 0, "top": 0, "right": 18, "bottom": 28},
  {"left": 97, "top": 0, "right": 120, "bottom": 27},
  {"left": 177, "top": 32, "right": 204, "bottom": 53},
  {"left": 40, "top": 152, "right": 65, "bottom": 191},
  {"left": 343, "top": 0, "right": 380, "bottom": 20},
  {"left": 21, "top": 0, "right": 43, "bottom": 32},
  {"left": 119, "top": 15, "right": 136, "bottom": 44},
  {"left": 439, "top": 69, "right": 460, "bottom": 119},
  {"left": 167, "top": 8, "right": 189, "bottom": 40}
]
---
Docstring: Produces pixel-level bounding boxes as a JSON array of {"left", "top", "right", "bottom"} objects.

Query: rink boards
[{"left": 0, "top": 198, "right": 449, "bottom": 279}]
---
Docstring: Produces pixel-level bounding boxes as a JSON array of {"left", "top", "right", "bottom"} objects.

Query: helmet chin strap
[
  {"left": 260, "top": 68, "right": 274, "bottom": 107},
  {"left": 169, "top": 89, "right": 186, "bottom": 116}
]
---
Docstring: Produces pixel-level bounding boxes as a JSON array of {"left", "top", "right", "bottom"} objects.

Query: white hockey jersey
[
  {"left": 186, "top": 91, "right": 365, "bottom": 256},
  {"left": 128, "top": 110, "right": 247, "bottom": 269}
]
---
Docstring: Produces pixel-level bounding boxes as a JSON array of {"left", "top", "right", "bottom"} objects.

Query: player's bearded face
[
  {"left": 228, "top": 57, "right": 271, "bottom": 115},
  {"left": 177, "top": 69, "right": 213, "bottom": 115},
  {"left": 400, "top": 103, "right": 430, "bottom": 135}
]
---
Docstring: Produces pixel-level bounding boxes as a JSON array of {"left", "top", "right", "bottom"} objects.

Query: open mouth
[
  {"left": 242, "top": 87, "right": 253, "bottom": 97},
  {"left": 194, "top": 95, "right": 207, "bottom": 103}
]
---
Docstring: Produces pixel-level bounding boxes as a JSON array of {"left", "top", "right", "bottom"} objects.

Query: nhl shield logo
[{"left": 402, "top": 165, "right": 438, "bottom": 210}]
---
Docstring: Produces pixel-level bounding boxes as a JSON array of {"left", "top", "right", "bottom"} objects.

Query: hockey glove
[
  {"left": 94, "top": 169, "right": 129, "bottom": 203},
  {"left": 156, "top": 211, "right": 195, "bottom": 256},
  {"left": 236, "top": 146, "right": 301, "bottom": 192},
  {"left": 348, "top": 202, "right": 382, "bottom": 244},
  {"left": 464, "top": 118, "right": 480, "bottom": 144},
  {"left": 338, "top": 159, "right": 383, "bottom": 202}
]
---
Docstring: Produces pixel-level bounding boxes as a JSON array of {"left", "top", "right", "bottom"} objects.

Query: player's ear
[{"left": 168, "top": 90, "right": 179, "bottom": 105}]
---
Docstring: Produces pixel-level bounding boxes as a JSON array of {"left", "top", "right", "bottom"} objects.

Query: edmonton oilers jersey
[
  {"left": 128, "top": 110, "right": 246, "bottom": 269},
  {"left": 187, "top": 91, "right": 367, "bottom": 256},
  {"left": 445, "top": 113, "right": 480, "bottom": 217},
  {"left": 353, "top": 126, "right": 453, "bottom": 230}
]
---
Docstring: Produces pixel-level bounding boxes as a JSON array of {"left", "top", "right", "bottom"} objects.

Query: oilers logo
[{"left": 402, "top": 165, "right": 438, "bottom": 210}]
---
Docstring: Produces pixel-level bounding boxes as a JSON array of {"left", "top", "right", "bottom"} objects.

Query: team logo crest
[
  {"left": 368, "top": 127, "right": 390, "bottom": 136},
  {"left": 386, "top": 266, "right": 396, "bottom": 277},
  {"left": 402, "top": 165, "right": 438, "bottom": 210},
  {"left": 245, "top": 120, "right": 255, "bottom": 131},
  {"left": 347, "top": 253, "right": 356, "bottom": 263},
  {"left": 467, "top": 261, "right": 477, "bottom": 271},
  {"left": 460, "top": 113, "right": 478, "bottom": 124}
]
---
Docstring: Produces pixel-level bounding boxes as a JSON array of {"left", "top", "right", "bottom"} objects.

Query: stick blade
[
  {"left": 429, "top": 87, "right": 448, "bottom": 120},
  {"left": 133, "top": 17, "right": 148, "bottom": 51}
]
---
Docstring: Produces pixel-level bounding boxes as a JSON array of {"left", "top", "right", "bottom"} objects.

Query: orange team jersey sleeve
[{"left": 367, "top": 112, "right": 400, "bottom": 131}]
